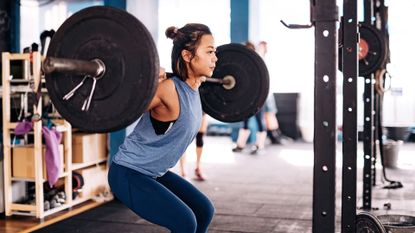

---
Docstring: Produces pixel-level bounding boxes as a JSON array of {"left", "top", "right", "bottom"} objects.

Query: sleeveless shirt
[{"left": 112, "top": 76, "right": 203, "bottom": 177}]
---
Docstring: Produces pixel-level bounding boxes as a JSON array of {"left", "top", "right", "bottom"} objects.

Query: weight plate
[
  {"left": 358, "top": 24, "right": 388, "bottom": 76},
  {"left": 338, "top": 23, "right": 387, "bottom": 77},
  {"left": 200, "top": 43, "right": 269, "bottom": 122},
  {"left": 356, "top": 212, "right": 387, "bottom": 233},
  {"left": 45, "top": 6, "right": 158, "bottom": 132}
]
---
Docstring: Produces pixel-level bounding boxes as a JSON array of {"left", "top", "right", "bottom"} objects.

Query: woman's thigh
[
  {"left": 157, "top": 171, "right": 215, "bottom": 230},
  {"left": 108, "top": 163, "right": 197, "bottom": 232}
]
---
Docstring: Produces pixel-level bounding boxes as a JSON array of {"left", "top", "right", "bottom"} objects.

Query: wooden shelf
[
  {"left": 6, "top": 121, "right": 70, "bottom": 132},
  {"left": 2, "top": 52, "right": 73, "bottom": 219},
  {"left": 72, "top": 158, "right": 107, "bottom": 170},
  {"left": 11, "top": 172, "right": 70, "bottom": 182},
  {"left": 10, "top": 203, "right": 73, "bottom": 217},
  {"left": 2, "top": 52, "right": 109, "bottom": 219}
]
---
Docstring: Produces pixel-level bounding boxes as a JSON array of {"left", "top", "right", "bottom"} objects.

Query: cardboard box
[
  {"left": 72, "top": 133, "right": 107, "bottom": 164},
  {"left": 12, "top": 145, "right": 64, "bottom": 179},
  {"left": 77, "top": 163, "right": 109, "bottom": 198}
]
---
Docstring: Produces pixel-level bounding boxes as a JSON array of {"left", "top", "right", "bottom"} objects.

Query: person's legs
[
  {"left": 157, "top": 171, "right": 215, "bottom": 233},
  {"left": 179, "top": 153, "right": 187, "bottom": 177},
  {"left": 194, "top": 132, "right": 205, "bottom": 181},
  {"left": 195, "top": 114, "right": 208, "bottom": 180},
  {"left": 264, "top": 111, "right": 285, "bottom": 144},
  {"left": 251, "top": 112, "right": 267, "bottom": 154},
  {"left": 195, "top": 146, "right": 203, "bottom": 170},
  {"left": 108, "top": 163, "right": 197, "bottom": 233},
  {"left": 233, "top": 120, "right": 250, "bottom": 152}
]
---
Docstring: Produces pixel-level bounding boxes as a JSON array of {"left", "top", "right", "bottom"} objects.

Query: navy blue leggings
[{"left": 108, "top": 163, "right": 215, "bottom": 233}]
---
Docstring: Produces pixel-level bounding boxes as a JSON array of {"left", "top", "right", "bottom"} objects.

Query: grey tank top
[{"left": 112, "top": 76, "right": 203, "bottom": 177}]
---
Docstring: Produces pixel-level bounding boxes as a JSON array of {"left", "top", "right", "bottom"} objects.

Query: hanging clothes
[{"left": 15, "top": 120, "right": 62, "bottom": 187}]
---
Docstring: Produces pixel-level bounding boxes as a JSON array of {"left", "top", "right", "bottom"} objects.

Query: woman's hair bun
[{"left": 165, "top": 26, "right": 178, "bottom": 39}]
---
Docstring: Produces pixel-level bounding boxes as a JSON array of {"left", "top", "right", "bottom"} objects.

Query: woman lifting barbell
[{"left": 108, "top": 23, "right": 216, "bottom": 233}]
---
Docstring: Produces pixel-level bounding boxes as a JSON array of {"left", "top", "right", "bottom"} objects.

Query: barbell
[{"left": 42, "top": 6, "right": 269, "bottom": 133}]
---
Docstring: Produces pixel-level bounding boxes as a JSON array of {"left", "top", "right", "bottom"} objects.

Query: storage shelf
[
  {"left": 6, "top": 122, "right": 70, "bottom": 132},
  {"left": 11, "top": 203, "right": 72, "bottom": 217},
  {"left": 72, "top": 158, "right": 107, "bottom": 170},
  {"left": 11, "top": 172, "right": 70, "bottom": 182},
  {"left": 2, "top": 52, "right": 73, "bottom": 219},
  {"left": 0, "top": 85, "right": 47, "bottom": 96},
  {"left": 2, "top": 52, "right": 109, "bottom": 219}
]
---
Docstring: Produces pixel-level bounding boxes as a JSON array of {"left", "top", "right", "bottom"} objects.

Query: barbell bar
[
  {"left": 43, "top": 57, "right": 106, "bottom": 79},
  {"left": 43, "top": 57, "right": 236, "bottom": 89}
]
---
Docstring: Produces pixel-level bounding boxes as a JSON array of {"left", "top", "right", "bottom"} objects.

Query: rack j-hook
[{"left": 280, "top": 20, "right": 313, "bottom": 29}]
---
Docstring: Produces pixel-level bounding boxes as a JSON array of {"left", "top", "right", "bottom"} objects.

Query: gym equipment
[
  {"left": 338, "top": 23, "right": 387, "bottom": 77},
  {"left": 44, "top": 6, "right": 159, "bottom": 133},
  {"left": 42, "top": 6, "right": 269, "bottom": 132},
  {"left": 358, "top": 24, "right": 388, "bottom": 76},
  {"left": 356, "top": 212, "right": 415, "bottom": 233},
  {"left": 356, "top": 212, "right": 387, "bottom": 233},
  {"left": 200, "top": 43, "right": 269, "bottom": 122},
  {"left": 378, "top": 214, "right": 415, "bottom": 233}
]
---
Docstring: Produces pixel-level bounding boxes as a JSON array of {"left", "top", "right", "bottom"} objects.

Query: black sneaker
[
  {"left": 232, "top": 146, "right": 244, "bottom": 152},
  {"left": 250, "top": 145, "right": 259, "bottom": 155}
]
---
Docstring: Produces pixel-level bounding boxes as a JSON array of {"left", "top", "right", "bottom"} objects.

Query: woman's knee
[
  {"left": 203, "top": 199, "right": 215, "bottom": 223},
  {"left": 170, "top": 211, "right": 197, "bottom": 233},
  {"left": 195, "top": 197, "right": 215, "bottom": 231}
]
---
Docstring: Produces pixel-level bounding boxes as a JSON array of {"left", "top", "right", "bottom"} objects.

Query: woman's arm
[
  {"left": 147, "top": 68, "right": 169, "bottom": 111},
  {"left": 147, "top": 78, "right": 179, "bottom": 121}
]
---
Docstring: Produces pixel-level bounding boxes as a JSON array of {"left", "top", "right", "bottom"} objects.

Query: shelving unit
[{"left": 1, "top": 52, "right": 109, "bottom": 219}]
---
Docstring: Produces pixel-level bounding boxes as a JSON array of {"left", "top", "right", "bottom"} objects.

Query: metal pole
[
  {"left": 312, "top": 1, "right": 338, "bottom": 232},
  {"left": 340, "top": 0, "right": 359, "bottom": 231},
  {"left": 362, "top": 0, "right": 375, "bottom": 211}
]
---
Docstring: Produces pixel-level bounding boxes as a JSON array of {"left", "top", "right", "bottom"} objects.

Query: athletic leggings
[
  {"left": 243, "top": 110, "right": 265, "bottom": 132},
  {"left": 108, "top": 163, "right": 215, "bottom": 233}
]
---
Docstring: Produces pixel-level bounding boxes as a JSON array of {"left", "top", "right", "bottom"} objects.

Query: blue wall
[
  {"left": 104, "top": 0, "right": 126, "bottom": 9},
  {"left": 230, "top": 0, "right": 249, "bottom": 43}
]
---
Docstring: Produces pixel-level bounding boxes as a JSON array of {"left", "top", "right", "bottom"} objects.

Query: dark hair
[{"left": 165, "top": 23, "right": 212, "bottom": 81}]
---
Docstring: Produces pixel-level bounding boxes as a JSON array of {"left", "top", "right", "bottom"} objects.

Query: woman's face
[{"left": 189, "top": 34, "right": 218, "bottom": 78}]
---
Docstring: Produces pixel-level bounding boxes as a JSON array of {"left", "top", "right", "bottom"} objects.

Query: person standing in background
[
  {"left": 232, "top": 41, "right": 267, "bottom": 154},
  {"left": 258, "top": 41, "right": 288, "bottom": 144},
  {"left": 180, "top": 113, "right": 208, "bottom": 181}
]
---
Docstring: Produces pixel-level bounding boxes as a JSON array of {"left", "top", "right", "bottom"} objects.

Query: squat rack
[
  {"left": 306, "top": 0, "right": 387, "bottom": 232},
  {"left": 310, "top": 0, "right": 393, "bottom": 232},
  {"left": 282, "top": 1, "right": 341, "bottom": 231}
]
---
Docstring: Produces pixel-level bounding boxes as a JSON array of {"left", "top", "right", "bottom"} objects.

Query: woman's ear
[{"left": 181, "top": 50, "right": 192, "bottom": 63}]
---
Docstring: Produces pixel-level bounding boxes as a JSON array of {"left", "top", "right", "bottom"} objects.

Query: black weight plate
[
  {"left": 356, "top": 212, "right": 387, "bottom": 233},
  {"left": 338, "top": 24, "right": 387, "bottom": 77},
  {"left": 358, "top": 24, "right": 387, "bottom": 76},
  {"left": 45, "top": 6, "right": 158, "bottom": 133},
  {"left": 200, "top": 43, "right": 269, "bottom": 122}
]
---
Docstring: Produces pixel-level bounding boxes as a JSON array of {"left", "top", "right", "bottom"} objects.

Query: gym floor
[{"left": 3, "top": 136, "right": 415, "bottom": 233}]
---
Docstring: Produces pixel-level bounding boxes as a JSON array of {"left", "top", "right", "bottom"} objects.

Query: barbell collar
[
  {"left": 222, "top": 75, "right": 236, "bottom": 90},
  {"left": 205, "top": 77, "right": 223, "bottom": 84},
  {"left": 42, "top": 57, "right": 106, "bottom": 79}
]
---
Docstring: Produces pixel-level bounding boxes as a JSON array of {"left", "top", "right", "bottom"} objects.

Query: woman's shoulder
[
  {"left": 159, "top": 77, "right": 175, "bottom": 89},
  {"left": 157, "top": 78, "right": 177, "bottom": 99}
]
